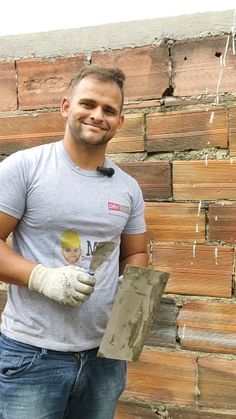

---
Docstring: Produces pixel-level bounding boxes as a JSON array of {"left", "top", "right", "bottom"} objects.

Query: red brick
[
  {"left": 118, "top": 162, "right": 171, "bottom": 199},
  {"left": 92, "top": 46, "right": 169, "bottom": 101},
  {"left": 229, "top": 106, "right": 236, "bottom": 157},
  {"left": 17, "top": 55, "right": 87, "bottom": 110},
  {"left": 152, "top": 244, "right": 233, "bottom": 298},
  {"left": 125, "top": 348, "right": 196, "bottom": 405},
  {"left": 145, "top": 203, "right": 205, "bottom": 243},
  {"left": 173, "top": 160, "right": 236, "bottom": 200},
  {"left": 115, "top": 401, "right": 157, "bottom": 418},
  {"left": 0, "top": 112, "right": 65, "bottom": 155},
  {"left": 172, "top": 36, "right": 236, "bottom": 97},
  {"left": 116, "top": 402, "right": 236, "bottom": 419},
  {"left": 209, "top": 203, "right": 236, "bottom": 243},
  {"left": 107, "top": 113, "right": 144, "bottom": 153},
  {"left": 146, "top": 108, "right": 227, "bottom": 152},
  {"left": 178, "top": 301, "right": 236, "bottom": 354},
  {"left": 0, "top": 62, "right": 17, "bottom": 112},
  {"left": 198, "top": 357, "right": 236, "bottom": 409}
]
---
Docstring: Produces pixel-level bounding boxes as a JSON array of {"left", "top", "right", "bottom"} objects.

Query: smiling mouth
[{"left": 83, "top": 122, "right": 106, "bottom": 131}]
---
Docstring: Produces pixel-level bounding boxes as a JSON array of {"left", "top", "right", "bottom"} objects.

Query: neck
[{"left": 62, "top": 137, "right": 106, "bottom": 170}]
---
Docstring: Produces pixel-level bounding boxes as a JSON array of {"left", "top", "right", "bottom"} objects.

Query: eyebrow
[{"left": 79, "top": 98, "right": 119, "bottom": 114}]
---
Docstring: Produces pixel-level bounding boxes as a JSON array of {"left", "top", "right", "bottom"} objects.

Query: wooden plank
[
  {"left": 145, "top": 203, "right": 205, "bottom": 243},
  {"left": 146, "top": 109, "right": 227, "bottom": 152},
  {"left": 118, "top": 161, "right": 171, "bottom": 199},
  {"left": 173, "top": 160, "right": 236, "bottom": 200},
  {"left": 152, "top": 244, "right": 233, "bottom": 297},
  {"left": 177, "top": 301, "right": 236, "bottom": 354},
  {"left": 98, "top": 266, "right": 169, "bottom": 361}
]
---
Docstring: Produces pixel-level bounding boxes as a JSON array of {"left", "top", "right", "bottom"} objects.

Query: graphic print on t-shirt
[
  {"left": 60, "top": 230, "right": 82, "bottom": 265},
  {"left": 60, "top": 230, "right": 99, "bottom": 269}
]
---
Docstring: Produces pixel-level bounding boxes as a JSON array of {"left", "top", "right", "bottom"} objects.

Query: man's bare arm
[
  {"left": 119, "top": 232, "right": 148, "bottom": 275},
  {"left": 0, "top": 211, "right": 36, "bottom": 286}
]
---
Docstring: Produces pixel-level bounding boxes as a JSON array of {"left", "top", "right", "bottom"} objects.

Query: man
[{"left": 0, "top": 65, "right": 148, "bottom": 419}]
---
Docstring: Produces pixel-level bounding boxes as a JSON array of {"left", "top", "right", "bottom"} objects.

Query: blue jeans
[{"left": 0, "top": 334, "right": 126, "bottom": 419}]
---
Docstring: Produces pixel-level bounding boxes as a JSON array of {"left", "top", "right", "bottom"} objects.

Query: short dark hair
[{"left": 69, "top": 64, "right": 126, "bottom": 109}]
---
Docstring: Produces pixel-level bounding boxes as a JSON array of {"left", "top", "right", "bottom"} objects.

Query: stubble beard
[{"left": 68, "top": 120, "right": 111, "bottom": 146}]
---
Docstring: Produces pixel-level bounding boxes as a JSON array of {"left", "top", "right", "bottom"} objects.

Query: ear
[
  {"left": 116, "top": 114, "right": 124, "bottom": 133},
  {"left": 61, "top": 97, "right": 70, "bottom": 118}
]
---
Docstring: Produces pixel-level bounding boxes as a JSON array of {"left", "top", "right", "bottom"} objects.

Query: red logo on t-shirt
[{"left": 108, "top": 201, "right": 129, "bottom": 214}]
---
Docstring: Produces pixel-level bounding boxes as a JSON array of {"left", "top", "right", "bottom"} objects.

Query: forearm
[
  {"left": 0, "top": 239, "right": 36, "bottom": 286},
  {"left": 119, "top": 251, "right": 148, "bottom": 275}
]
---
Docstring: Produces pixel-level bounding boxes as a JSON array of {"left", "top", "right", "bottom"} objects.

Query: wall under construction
[{"left": 0, "top": 9, "right": 236, "bottom": 418}]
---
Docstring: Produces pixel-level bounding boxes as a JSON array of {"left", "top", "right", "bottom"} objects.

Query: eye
[
  {"left": 104, "top": 107, "right": 117, "bottom": 116},
  {"left": 81, "top": 102, "right": 93, "bottom": 109}
]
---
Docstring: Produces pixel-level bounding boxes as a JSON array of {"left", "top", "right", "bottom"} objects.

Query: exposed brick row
[
  {"left": 122, "top": 347, "right": 236, "bottom": 409},
  {"left": 0, "top": 38, "right": 236, "bottom": 112}
]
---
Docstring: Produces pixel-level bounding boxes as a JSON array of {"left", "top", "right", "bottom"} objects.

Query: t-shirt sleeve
[
  {"left": 122, "top": 180, "right": 146, "bottom": 234},
  {"left": 0, "top": 152, "right": 27, "bottom": 219}
]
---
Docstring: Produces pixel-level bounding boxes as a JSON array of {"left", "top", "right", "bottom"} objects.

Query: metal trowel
[{"left": 88, "top": 241, "right": 115, "bottom": 275}]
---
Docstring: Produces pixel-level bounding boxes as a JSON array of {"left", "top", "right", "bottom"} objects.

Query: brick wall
[{"left": 1, "top": 18, "right": 236, "bottom": 418}]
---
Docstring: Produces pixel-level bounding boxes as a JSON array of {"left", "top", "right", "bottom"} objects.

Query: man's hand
[{"left": 28, "top": 264, "right": 96, "bottom": 307}]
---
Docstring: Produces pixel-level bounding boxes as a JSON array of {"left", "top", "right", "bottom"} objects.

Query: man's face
[
  {"left": 61, "top": 76, "right": 124, "bottom": 146},
  {"left": 62, "top": 247, "right": 82, "bottom": 265}
]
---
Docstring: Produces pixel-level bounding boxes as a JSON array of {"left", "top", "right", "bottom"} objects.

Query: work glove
[{"left": 28, "top": 264, "right": 96, "bottom": 307}]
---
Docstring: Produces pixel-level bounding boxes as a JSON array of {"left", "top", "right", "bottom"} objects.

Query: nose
[{"left": 90, "top": 106, "right": 104, "bottom": 122}]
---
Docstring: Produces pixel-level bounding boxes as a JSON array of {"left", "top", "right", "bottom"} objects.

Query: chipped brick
[
  {"left": 172, "top": 36, "right": 236, "bottom": 97},
  {"left": 92, "top": 46, "right": 169, "bottom": 101}
]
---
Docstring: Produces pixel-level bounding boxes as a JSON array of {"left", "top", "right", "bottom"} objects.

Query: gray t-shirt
[{"left": 0, "top": 141, "right": 146, "bottom": 351}]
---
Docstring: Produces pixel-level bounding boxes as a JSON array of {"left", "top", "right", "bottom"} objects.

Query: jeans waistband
[{"left": 0, "top": 333, "right": 98, "bottom": 357}]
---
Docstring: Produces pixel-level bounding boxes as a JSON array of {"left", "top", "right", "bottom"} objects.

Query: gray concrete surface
[{"left": 0, "top": 9, "right": 235, "bottom": 60}]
